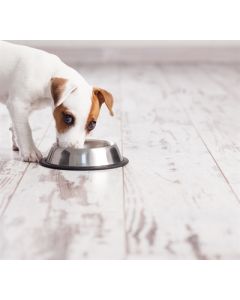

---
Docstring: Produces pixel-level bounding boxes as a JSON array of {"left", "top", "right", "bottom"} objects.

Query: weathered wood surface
[
  {"left": 121, "top": 65, "right": 240, "bottom": 259},
  {"left": 1, "top": 64, "right": 240, "bottom": 259},
  {"left": 163, "top": 64, "right": 240, "bottom": 198},
  {"left": 0, "top": 107, "right": 52, "bottom": 215}
]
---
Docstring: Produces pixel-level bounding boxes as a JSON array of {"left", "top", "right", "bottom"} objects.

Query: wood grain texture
[
  {"left": 0, "top": 66, "right": 124, "bottom": 259},
  {"left": 0, "top": 107, "right": 52, "bottom": 215},
  {"left": 121, "top": 64, "right": 240, "bottom": 259},
  {"left": 164, "top": 64, "right": 240, "bottom": 198}
]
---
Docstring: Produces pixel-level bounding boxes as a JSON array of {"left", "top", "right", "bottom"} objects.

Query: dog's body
[{"left": 0, "top": 41, "right": 113, "bottom": 162}]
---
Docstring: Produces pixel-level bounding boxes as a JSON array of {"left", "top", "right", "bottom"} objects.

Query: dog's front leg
[
  {"left": 9, "top": 125, "right": 19, "bottom": 151},
  {"left": 7, "top": 102, "right": 42, "bottom": 162}
]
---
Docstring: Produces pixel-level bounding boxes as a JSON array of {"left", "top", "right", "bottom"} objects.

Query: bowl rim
[
  {"left": 39, "top": 157, "right": 129, "bottom": 171},
  {"left": 52, "top": 139, "right": 116, "bottom": 151}
]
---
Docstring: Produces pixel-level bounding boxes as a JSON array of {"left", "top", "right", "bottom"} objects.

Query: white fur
[{"left": 0, "top": 41, "right": 93, "bottom": 162}]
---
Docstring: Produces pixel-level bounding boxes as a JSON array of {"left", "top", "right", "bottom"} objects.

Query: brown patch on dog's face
[
  {"left": 51, "top": 78, "right": 68, "bottom": 106},
  {"left": 86, "top": 87, "right": 114, "bottom": 132},
  {"left": 86, "top": 91, "right": 101, "bottom": 126},
  {"left": 53, "top": 104, "right": 75, "bottom": 133}
]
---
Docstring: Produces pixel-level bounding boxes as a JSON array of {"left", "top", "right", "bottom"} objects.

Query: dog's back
[
  {"left": 0, "top": 42, "right": 20, "bottom": 99},
  {"left": 0, "top": 41, "right": 62, "bottom": 103}
]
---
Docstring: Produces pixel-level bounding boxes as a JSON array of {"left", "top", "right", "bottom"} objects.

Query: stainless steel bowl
[{"left": 40, "top": 139, "right": 129, "bottom": 170}]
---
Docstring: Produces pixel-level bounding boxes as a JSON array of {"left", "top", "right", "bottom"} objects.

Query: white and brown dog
[{"left": 0, "top": 41, "right": 114, "bottom": 162}]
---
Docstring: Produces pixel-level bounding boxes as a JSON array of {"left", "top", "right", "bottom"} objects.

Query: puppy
[{"left": 0, "top": 41, "right": 114, "bottom": 162}]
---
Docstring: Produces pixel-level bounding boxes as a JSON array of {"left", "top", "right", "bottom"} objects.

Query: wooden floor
[{"left": 1, "top": 64, "right": 240, "bottom": 259}]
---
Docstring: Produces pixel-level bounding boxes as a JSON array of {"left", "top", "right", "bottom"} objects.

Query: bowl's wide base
[{"left": 39, "top": 157, "right": 129, "bottom": 171}]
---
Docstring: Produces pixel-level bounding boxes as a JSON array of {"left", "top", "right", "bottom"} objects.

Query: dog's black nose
[{"left": 87, "top": 121, "right": 96, "bottom": 131}]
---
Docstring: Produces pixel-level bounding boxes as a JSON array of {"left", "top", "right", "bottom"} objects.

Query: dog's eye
[{"left": 63, "top": 114, "right": 74, "bottom": 125}]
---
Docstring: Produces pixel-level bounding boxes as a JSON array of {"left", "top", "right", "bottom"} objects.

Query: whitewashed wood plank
[
  {"left": 164, "top": 64, "right": 240, "bottom": 198},
  {"left": 0, "top": 106, "right": 52, "bottom": 215},
  {"left": 0, "top": 65, "right": 125, "bottom": 259},
  {"left": 121, "top": 64, "right": 240, "bottom": 259}
]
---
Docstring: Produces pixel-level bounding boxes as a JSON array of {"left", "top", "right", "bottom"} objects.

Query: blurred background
[{"left": 10, "top": 41, "right": 240, "bottom": 65}]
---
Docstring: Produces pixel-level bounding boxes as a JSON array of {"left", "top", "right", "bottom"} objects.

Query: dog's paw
[{"left": 20, "top": 147, "right": 42, "bottom": 162}]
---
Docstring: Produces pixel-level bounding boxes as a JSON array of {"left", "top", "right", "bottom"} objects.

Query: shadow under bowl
[{"left": 39, "top": 139, "right": 129, "bottom": 171}]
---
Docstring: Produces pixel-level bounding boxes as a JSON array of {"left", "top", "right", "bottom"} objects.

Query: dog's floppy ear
[
  {"left": 86, "top": 87, "right": 114, "bottom": 132},
  {"left": 93, "top": 87, "right": 114, "bottom": 116},
  {"left": 51, "top": 77, "right": 77, "bottom": 107}
]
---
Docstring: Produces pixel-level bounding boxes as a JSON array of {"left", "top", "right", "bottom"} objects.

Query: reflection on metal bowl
[{"left": 40, "top": 139, "right": 129, "bottom": 171}]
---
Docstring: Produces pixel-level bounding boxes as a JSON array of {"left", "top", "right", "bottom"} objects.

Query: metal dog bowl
[{"left": 40, "top": 139, "right": 129, "bottom": 170}]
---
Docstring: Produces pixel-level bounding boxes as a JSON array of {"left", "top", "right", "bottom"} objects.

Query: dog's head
[{"left": 51, "top": 77, "right": 114, "bottom": 148}]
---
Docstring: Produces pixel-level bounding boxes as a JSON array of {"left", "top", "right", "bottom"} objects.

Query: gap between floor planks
[
  {"left": 164, "top": 64, "right": 240, "bottom": 200},
  {"left": 121, "top": 64, "right": 240, "bottom": 259},
  {"left": 0, "top": 107, "right": 52, "bottom": 215}
]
